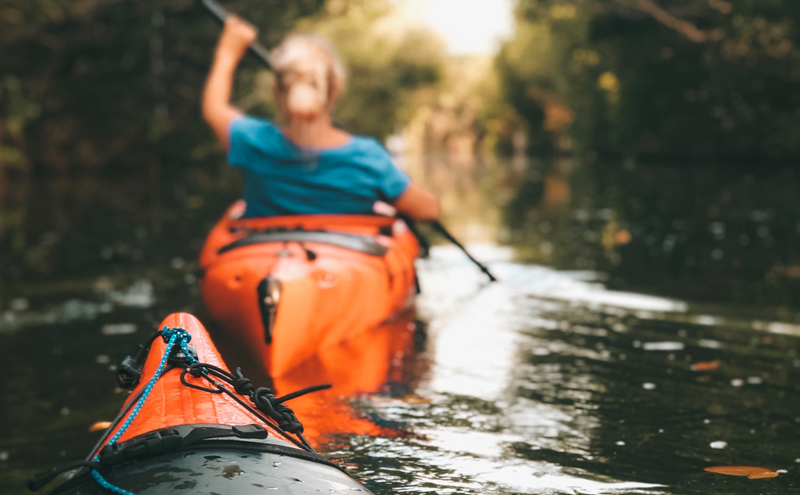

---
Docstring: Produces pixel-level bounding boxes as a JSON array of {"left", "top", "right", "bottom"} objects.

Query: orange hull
[
  {"left": 110, "top": 312, "right": 280, "bottom": 444},
  {"left": 41, "top": 313, "right": 373, "bottom": 494},
  {"left": 199, "top": 201, "right": 419, "bottom": 377}
]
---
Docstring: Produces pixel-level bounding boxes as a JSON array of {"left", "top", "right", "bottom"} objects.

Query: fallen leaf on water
[
  {"left": 704, "top": 466, "right": 779, "bottom": 479},
  {"left": 692, "top": 360, "right": 721, "bottom": 371},
  {"left": 370, "top": 394, "right": 432, "bottom": 405},
  {"left": 89, "top": 421, "right": 112, "bottom": 432}
]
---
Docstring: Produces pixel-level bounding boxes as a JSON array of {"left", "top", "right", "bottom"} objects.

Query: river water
[{"left": 2, "top": 157, "right": 800, "bottom": 494}]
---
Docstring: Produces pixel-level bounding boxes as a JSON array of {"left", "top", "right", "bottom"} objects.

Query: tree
[{"left": 499, "top": 0, "right": 800, "bottom": 161}]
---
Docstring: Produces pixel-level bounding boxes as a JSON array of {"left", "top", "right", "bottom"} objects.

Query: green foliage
[
  {"left": 499, "top": 0, "right": 800, "bottom": 160},
  {"left": 0, "top": 0, "right": 327, "bottom": 174},
  {"left": 0, "top": 0, "right": 445, "bottom": 173}
]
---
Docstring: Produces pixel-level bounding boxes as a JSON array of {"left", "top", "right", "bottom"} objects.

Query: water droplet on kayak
[{"left": 221, "top": 465, "right": 242, "bottom": 479}]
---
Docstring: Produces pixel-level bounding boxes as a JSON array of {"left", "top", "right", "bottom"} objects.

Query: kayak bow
[{"left": 30, "top": 313, "right": 373, "bottom": 495}]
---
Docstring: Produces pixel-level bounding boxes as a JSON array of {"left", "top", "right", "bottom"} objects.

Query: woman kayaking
[{"left": 201, "top": 16, "right": 440, "bottom": 220}]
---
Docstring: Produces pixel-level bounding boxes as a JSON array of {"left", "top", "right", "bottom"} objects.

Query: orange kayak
[
  {"left": 199, "top": 201, "right": 419, "bottom": 377},
  {"left": 31, "top": 313, "right": 372, "bottom": 494}
]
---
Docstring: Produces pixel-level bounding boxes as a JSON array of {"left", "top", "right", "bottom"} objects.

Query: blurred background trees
[
  {"left": 498, "top": 0, "right": 800, "bottom": 161},
  {"left": 0, "top": 0, "right": 446, "bottom": 177},
  {"left": 4, "top": 0, "right": 800, "bottom": 306}
]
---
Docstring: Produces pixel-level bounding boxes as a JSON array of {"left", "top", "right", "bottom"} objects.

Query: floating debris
[
  {"left": 704, "top": 466, "right": 779, "bottom": 479},
  {"left": 692, "top": 360, "right": 721, "bottom": 371},
  {"left": 89, "top": 421, "right": 112, "bottom": 432},
  {"left": 710, "top": 441, "right": 728, "bottom": 449},
  {"left": 642, "top": 383, "right": 657, "bottom": 390}
]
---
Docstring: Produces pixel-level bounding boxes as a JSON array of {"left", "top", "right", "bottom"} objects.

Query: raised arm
[{"left": 202, "top": 16, "right": 258, "bottom": 149}]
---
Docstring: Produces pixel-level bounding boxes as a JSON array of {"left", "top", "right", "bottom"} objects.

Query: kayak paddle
[
  {"left": 430, "top": 221, "right": 498, "bottom": 282},
  {"left": 399, "top": 215, "right": 498, "bottom": 282},
  {"left": 199, "top": 0, "right": 272, "bottom": 68}
]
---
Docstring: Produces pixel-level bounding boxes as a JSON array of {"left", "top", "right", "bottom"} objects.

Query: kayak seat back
[{"left": 219, "top": 229, "right": 389, "bottom": 256}]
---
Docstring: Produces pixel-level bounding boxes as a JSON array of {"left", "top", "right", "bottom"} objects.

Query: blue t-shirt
[{"left": 228, "top": 116, "right": 411, "bottom": 218}]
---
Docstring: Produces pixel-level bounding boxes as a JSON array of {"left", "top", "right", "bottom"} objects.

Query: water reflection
[
  {"left": 273, "top": 309, "right": 423, "bottom": 447},
  {"left": 503, "top": 158, "right": 800, "bottom": 308},
  {"left": 4, "top": 155, "right": 800, "bottom": 494}
]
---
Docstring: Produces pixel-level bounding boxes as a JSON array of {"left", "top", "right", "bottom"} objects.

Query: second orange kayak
[{"left": 199, "top": 201, "right": 419, "bottom": 377}]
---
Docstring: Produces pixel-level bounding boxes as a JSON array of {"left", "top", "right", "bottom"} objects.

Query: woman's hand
[{"left": 215, "top": 16, "right": 258, "bottom": 63}]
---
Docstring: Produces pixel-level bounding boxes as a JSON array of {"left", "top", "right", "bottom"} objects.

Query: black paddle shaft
[
  {"left": 431, "top": 221, "right": 498, "bottom": 282},
  {"left": 200, "top": 0, "right": 272, "bottom": 69}
]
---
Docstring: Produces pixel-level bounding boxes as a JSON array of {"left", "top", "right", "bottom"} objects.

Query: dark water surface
[{"left": 2, "top": 158, "right": 800, "bottom": 494}]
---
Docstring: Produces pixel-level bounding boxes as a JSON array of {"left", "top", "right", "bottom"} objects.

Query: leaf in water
[
  {"left": 692, "top": 360, "right": 721, "bottom": 371},
  {"left": 89, "top": 421, "right": 112, "bottom": 432},
  {"left": 704, "top": 466, "right": 779, "bottom": 479}
]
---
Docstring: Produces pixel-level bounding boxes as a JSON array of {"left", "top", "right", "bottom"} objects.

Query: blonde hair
[{"left": 269, "top": 34, "right": 346, "bottom": 119}]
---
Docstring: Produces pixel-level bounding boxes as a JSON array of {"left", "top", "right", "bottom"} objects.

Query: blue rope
[{"left": 90, "top": 326, "right": 194, "bottom": 495}]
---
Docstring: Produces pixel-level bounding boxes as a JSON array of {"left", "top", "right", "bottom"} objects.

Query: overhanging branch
[{"left": 612, "top": 0, "right": 724, "bottom": 43}]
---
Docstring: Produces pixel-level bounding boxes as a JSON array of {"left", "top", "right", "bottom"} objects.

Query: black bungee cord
[{"left": 179, "top": 362, "right": 330, "bottom": 451}]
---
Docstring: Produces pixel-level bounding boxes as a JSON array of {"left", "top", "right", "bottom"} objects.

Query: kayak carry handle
[{"left": 199, "top": 0, "right": 272, "bottom": 69}]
